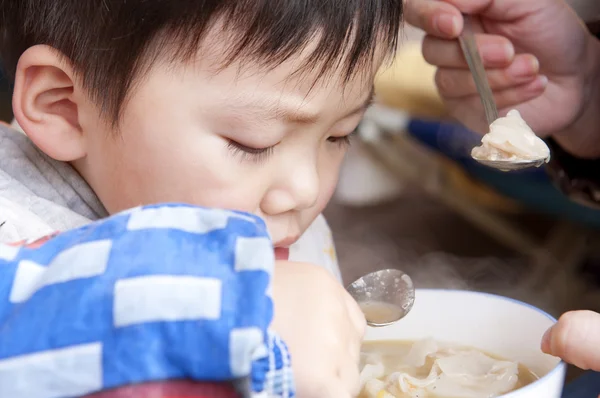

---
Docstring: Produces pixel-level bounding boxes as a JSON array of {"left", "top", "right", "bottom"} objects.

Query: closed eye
[
  {"left": 327, "top": 129, "right": 357, "bottom": 147},
  {"left": 227, "top": 140, "right": 275, "bottom": 163}
]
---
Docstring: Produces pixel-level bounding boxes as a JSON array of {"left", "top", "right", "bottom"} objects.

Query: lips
[
  {"left": 274, "top": 247, "right": 290, "bottom": 261},
  {"left": 273, "top": 235, "right": 299, "bottom": 262}
]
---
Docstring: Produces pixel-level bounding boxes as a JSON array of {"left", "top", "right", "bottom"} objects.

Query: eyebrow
[
  {"left": 286, "top": 86, "right": 375, "bottom": 124},
  {"left": 227, "top": 86, "right": 375, "bottom": 125}
]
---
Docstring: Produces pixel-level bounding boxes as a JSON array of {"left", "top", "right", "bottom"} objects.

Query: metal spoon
[
  {"left": 472, "top": 157, "right": 548, "bottom": 172},
  {"left": 459, "top": 15, "right": 549, "bottom": 171},
  {"left": 346, "top": 269, "right": 415, "bottom": 327}
]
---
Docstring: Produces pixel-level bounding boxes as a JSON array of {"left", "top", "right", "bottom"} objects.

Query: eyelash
[
  {"left": 227, "top": 140, "right": 275, "bottom": 163},
  {"left": 227, "top": 130, "right": 357, "bottom": 162},
  {"left": 327, "top": 129, "right": 357, "bottom": 147}
]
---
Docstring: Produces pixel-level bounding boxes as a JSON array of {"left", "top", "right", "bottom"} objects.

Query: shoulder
[
  {"left": 0, "top": 197, "right": 56, "bottom": 243},
  {"left": 0, "top": 126, "right": 56, "bottom": 242}
]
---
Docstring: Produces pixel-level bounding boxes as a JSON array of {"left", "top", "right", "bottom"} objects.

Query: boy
[{"left": 0, "top": 0, "right": 402, "bottom": 396}]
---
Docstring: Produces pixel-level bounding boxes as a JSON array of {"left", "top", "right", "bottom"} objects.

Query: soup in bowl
[{"left": 360, "top": 289, "right": 566, "bottom": 398}]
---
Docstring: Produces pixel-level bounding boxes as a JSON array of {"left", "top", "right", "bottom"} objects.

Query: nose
[{"left": 261, "top": 158, "right": 320, "bottom": 215}]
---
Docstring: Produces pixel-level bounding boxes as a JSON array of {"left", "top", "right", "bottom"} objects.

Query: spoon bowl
[
  {"left": 346, "top": 269, "right": 415, "bottom": 327},
  {"left": 473, "top": 157, "right": 548, "bottom": 171}
]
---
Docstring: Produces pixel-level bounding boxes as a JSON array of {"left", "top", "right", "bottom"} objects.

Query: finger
[
  {"left": 444, "top": 77, "right": 547, "bottom": 134},
  {"left": 405, "top": 0, "right": 463, "bottom": 38},
  {"left": 492, "top": 76, "right": 547, "bottom": 110},
  {"left": 438, "top": 0, "right": 494, "bottom": 14},
  {"left": 445, "top": 75, "right": 547, "bottom": 113},
  {"left": 429, "top": 0, "right": 537, "bottom": 20},
  {"left": 461, "top": 0, "right": 546, "bottom": 21},
  {"left": 436, "top": 54, "right": 540, "bottom": 98},
  {"left": 542, "top": 311, "right": 600, "bottom": 371},
  {"left": 405, "top": 0, "right": 531, "bottom": 26},
  {"left": 422, "top": 34, "right": 515, "bottom": 68}
]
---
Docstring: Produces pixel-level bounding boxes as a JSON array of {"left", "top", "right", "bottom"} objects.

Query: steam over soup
[{"left": 359, "top": 339, "right": 538, "bottom": 398}]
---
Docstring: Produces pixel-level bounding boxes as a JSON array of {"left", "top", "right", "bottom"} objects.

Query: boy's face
[{"left": 74, "top": 38, "right": 382, "bottom": 250}]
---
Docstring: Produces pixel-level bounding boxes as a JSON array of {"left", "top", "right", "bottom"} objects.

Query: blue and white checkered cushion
[{"left": 0, "top": 203, "right": 295, "bottom": 398}]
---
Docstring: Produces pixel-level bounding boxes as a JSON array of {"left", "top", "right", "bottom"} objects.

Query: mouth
[
  {"left": 274, "top": 247, "right": 290, "bottom": 261},
  {"left": 273, "top": 236, "right": 299, "bottom": 261}
]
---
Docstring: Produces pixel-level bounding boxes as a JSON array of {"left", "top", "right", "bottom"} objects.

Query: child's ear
[{"left": 12, "top": 45, "right": 86, "bottom": 161}]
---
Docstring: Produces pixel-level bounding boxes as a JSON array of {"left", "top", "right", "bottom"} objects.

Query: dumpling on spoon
[{"left": 471, "top": 109, "right": 550, "bottom": 163}]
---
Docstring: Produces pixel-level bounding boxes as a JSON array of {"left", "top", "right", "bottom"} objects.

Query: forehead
[{"left": 156, "top": 27, "right": 384, "bottom": 120}]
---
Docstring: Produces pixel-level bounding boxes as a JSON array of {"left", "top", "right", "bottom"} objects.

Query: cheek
[
  {"left": 103, "top": 131, "right": 266, "bottom": 213},
  {"left": 316, "top": 151, "right": 345, "bottom": 209}
]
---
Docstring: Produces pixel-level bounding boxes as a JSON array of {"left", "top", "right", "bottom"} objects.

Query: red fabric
[{"left": 83, "top": 380, "right": 240, "bottom": 398}]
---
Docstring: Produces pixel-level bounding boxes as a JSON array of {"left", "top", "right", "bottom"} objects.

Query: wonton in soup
[{"left": 359, "top": 338, "right": 537, "bottom": 398}]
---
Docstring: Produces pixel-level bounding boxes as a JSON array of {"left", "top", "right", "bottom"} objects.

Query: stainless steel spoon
[
  {"left": 346, "top": 269, "right": 415, "bottom": 327},
  {"left": 459, "top": 15, "right": 549, "bottom": 171},
  {"left": 472, "top": 157, "right": 548, "bottom": 171}
]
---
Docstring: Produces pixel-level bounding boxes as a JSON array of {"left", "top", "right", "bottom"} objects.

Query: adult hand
[{"left": 405, "top": 0, "right": 600, "bottom": 157}]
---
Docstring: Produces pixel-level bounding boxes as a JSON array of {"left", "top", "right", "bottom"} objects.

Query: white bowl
[{"left": 364, "top": 289, "right": 566, "bottom": 398}]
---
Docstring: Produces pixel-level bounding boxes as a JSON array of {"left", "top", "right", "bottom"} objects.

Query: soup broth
[
  {"left": 360, "top": 302, "right": 405, "bottom": 325},
  {"left": 359, "top": 339, "right": 538, "bottom": 398}
]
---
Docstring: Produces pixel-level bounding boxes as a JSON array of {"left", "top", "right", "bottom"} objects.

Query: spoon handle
[{"left": 458, "top": 15, "right": 499, "bottom": 125}]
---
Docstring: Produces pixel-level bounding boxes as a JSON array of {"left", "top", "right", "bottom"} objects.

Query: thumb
[{"left": 541, "top": 311, "right": 600, "bottom": 371}]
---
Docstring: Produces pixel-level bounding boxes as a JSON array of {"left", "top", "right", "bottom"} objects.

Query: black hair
[{"left": 0, "top": 0, "right": 402, "bottom": 123}]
